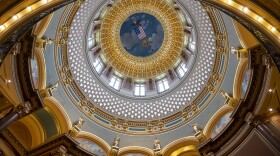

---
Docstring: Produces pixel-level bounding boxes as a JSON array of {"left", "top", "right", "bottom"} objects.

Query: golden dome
[{"left": 101, "top": 0, "right": 184, "bottom": 78}]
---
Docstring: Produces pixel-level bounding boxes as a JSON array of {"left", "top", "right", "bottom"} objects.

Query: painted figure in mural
[
  {"left": 120, "top": 13, "right": 164, "bottom": 57},
  {"left": 130, "top": 16, "right": 152, "bottom": 49},
  {"left": 113, "top": 136, "right": 120, "bottom": 147},
  {"left": 153, "top": 137, "right": 161, "bottom": 150}
]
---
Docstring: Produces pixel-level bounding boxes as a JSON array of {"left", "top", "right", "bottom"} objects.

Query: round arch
[
  {"left": 43, "top": 97, "right": 72, "bottom": 134},
  {"left": 118, "top": 146, "right": 154, "bottom": 156},
  {"left": 162, "top": 136, "right": 199, "bottom": 156},
  {"left": 75, "top": 131, "right": 111, "bottom": 155},
  {"left": 233, "top": 58, "right": 249, "bottom": 100},
  {"left": 203, "top": 105, "right": 233, "bottom": 138}
]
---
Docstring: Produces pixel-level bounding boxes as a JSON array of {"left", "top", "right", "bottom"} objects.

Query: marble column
[{"left": 0, "top": 111, "right": 19, "bottom": 132}]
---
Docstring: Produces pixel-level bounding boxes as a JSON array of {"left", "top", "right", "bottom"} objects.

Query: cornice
[
  {"left": 0, "top": 0, "right": 76, "bottom": 66},
  {"left": 28, "top": 134, "right": 93, "bottom": 156},
  {"left": 55, "top": 0, "right": 230, "bottom": 134},
  {"left": 15, "top": 29, "right": 44, "bottom": 117},
  {"left": 198, "top": 45, "right": 268, "bottom": 155},
  {"left": 198, "top": 0, "right": 280, "bottom": 71}
]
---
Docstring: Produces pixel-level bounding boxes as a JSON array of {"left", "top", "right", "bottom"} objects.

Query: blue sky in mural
[
  {"left": 120, "top": 13, "right": 164, "bottom": 57},
  {"left": 211, "top": 112, "right": 232, "bottom": 138}
]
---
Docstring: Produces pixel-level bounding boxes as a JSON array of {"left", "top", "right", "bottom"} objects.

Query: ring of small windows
[
  {"left": 88, "top": 4, "right": 195, "bottom": 97},
  {"left": 91, "top": 54, "right": 194, "bottom": 97}
]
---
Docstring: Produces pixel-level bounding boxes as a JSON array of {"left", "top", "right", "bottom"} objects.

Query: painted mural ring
[{"left": 100, "top": 0, "right": 184, "bottom": 78}]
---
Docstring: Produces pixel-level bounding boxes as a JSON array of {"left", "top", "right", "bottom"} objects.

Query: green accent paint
[{"left": 34, "top": 108, "right": 58, "bottom": 138}]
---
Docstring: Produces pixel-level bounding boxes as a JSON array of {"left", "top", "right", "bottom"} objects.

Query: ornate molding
[
  {"left": 2, "top": 128, "right": 94, "bottom": 156},
  {"left": 0, "top": 0, "right": 76, "bottom": 66},
  {"left": 198, "top": 45, "right": 268, "bottom": 155},
  {"left": 100, "top": 0, "right": 184, "bottom": 78},
  {"left": 55, "top": 1, "right": 230, "bottom": 134},
  {"left": 15, "top": 30, "right": 44, "bottom": 117},
  {"left": 198, "top": 0, "right": 280, "bottom": 71}
]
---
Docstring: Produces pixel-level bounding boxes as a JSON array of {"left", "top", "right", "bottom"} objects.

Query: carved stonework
[
  {"left": 110, "top": 136, "right": 120, "bottom": 156},
  {"left": 35, "top": 38, "right": 54, "bottom": 51},
  {"left": 10, "top": 42, "right": 21, "bottom": 56},
  {"left": 69, "top": 118, "right": 85, "bottom": 137},
  {"left": 188, "top": 123, "right": 206, "bottom": 143},
  {"left": 40, "top": 82, "right": 59, "bottom": 98},
  {"left": 16, "top": 101, "right": 32, "bottom": 117},
  {"left": 158, "top": 120, "right": 164, "bottom": 130},
  {"left": 263, "top": 55, "right": 274, "bottom": 69},
  {"left": 198, "top": 45, "right": 268, "bottom": 154},
  {"left": 50, "top": 145, "right": 68, "bottom": 156},
  {"left": 147, "top": 122, "right": 153, "bottom": 132},
  {"left": 110, "top": 147, "right": 119, "bottom": 156},
  {"left": 244, "top": 112, "right": 266, "bottom": 127},
  {"left": 153, "top": 138, "right": 162, "bottom": 156},
  {"left": 231, "top": 47, "right": 248, "bottom": 60},
  {"left": 75, "top": 0, "right": 85, "bottom": 6},
  {"left": 122, "top": 121, "right": 128, "bottom": 130},
  {"left": 111, "top": 118, "right": 118, "bottom": 127},
  {"left": 182, "top": 111, "right": 189, "bottom": 120},
  {"left": 0, "top": 0, "right": 76, "bottom": 65},
  {"left": 64, "top": 78, "right": 73, "bottom": 85},
  {"left": 220, "top": 90, "right": 238, "bottom": 107}
]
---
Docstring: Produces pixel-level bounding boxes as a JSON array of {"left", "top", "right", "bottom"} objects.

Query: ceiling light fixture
[
  {"left": 27, "top": 6, "right": 32, "bottom": 11},
  {"left": 257, "top": 17, "right": 263, "bottom": 22},
  {"left": 42, "top": 0, "right": 48, "bottom": 3},
  {"left": 243, "top": 7, "right": 249, "bottom": 13},
  {"left": 227, "top": 0, "right": 232, "bottom": 3},
  {"left": 0, "top": 25, "right": 5, "bottom": 30},
  {"left": 269, "top": 108, "right": 273, "bottom": 112},
  {"left": 271, "top": 27, "right": 276, "bottom": 32},
  {"left": 268, "top": 89, "right": 273, "bottom": 92},
  {"left": 13, "top": 15, "right": 18, "bottom": 20}
]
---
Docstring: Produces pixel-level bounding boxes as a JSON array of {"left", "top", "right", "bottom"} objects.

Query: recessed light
[
  {"left": 13, "top": 15, "right": 18, "bottom": 20},
  {"left": 269, "top": 108, "right": 273, "bottom": 112},
  {"left": 271, "top": 27, "right": 276, "bottom": 32},
  {"left": 269, "top": 89, "right": 273, "bottom": 92},
  {"left": 243, "top": 7, "right": 249, "bottom": 12},
  {"left": 27, "top": 6, "right": 32, "bottom": 11},
  {"left": 42, "top": 0, "right": 48, "bottom": 3},
  {"left": 0, "top": 25, "right": 5, "bottom": 30},
  {"left": 7, "top": 80, "right": 11, "bottom": 83},
  {"left": 227, "top": 0, "right": 232, "bottom": 3},
  {"left": 257, "top": 17, "right": 263, "bottom": 22}
]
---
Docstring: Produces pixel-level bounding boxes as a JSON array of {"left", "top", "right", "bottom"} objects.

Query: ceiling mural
[
  {"left": 210, "top": 112, "right": 232, "bottom": 138},
  {"left": 241, "top": 65, "right": 250, "bottom": 98},
  {"left": 76, "top": 138, "right": 106, "bottom": 156},
  {"left": 31, "top": 57, "right": 39, "bottom": 89},
  {"left": 120, "top": 13, "right": 164, "bottom": 57}
]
